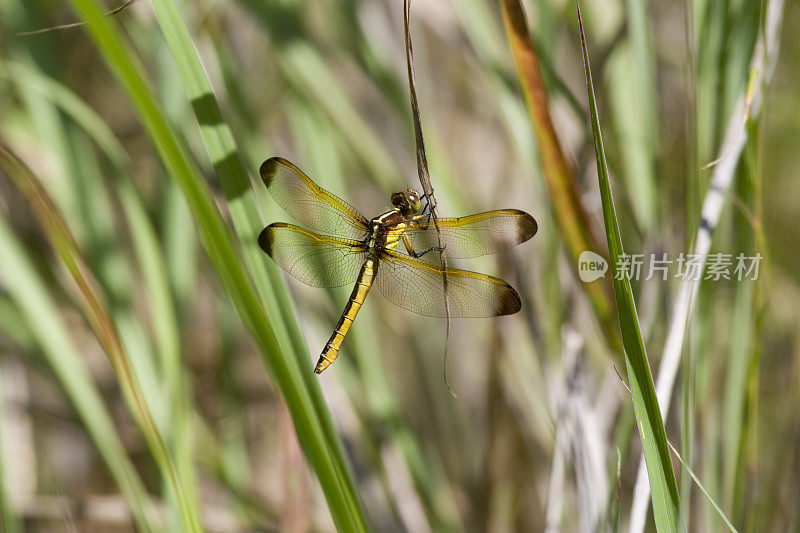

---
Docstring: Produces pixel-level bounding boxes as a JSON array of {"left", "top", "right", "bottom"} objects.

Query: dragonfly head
[{"left": 391, "top": 188, "right": 422, "bottom": 216}]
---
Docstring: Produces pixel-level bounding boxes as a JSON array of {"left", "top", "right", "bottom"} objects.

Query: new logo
[{"left": 578, "top": 250, "right": 608, "bottom": 282}]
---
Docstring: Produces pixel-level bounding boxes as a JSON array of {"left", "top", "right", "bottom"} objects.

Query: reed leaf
[{"left": 575, "top": 4, "right": 680, "bottom": 531}]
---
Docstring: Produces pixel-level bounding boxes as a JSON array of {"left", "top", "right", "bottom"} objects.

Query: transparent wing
[
  {"left": 403, "top": 209, "right": 537, "bottom": 259},
  {"left": 260, "top": 157, "right": 369, "bottom": 239},
  {"left": 375, "top": 249, "right": 521, "bottom": 317},
  {"left": 259, "top": 223, "right": 367, "bottom": 288}
]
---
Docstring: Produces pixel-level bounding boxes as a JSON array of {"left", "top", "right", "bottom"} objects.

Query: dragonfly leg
[
  {"left": 413, "top": 191, "right": 437, "bottom": 228},
  {"left": 423, "top": 190, "right": 437, "bottom": 212},
  {"left": 411, "top": 245, "right": 445, "bottom": 259},
  {"left": 401, "top": 232, "right": 445, "bottom": 259}
]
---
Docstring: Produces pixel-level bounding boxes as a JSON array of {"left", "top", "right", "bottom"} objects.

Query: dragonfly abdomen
[{"left": 315, "top": 258, "right": 377, "bottom": 373}]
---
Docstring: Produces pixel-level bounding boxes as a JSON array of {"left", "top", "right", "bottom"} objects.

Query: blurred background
[{"left": 0, "top": 0, "right": 798, "bottom": 531}]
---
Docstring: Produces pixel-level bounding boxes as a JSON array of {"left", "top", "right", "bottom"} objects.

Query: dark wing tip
[
  {"left": 257, "top": 225, "right": 275, "bottom": 256},
  {"left": 495, "top": 282, "right": 522, "bottom": 316},
  {"left": 259, "top": 157, "right": 287, "bottom": 187},
  {"left": 519, "top": 211, "right": 538, "bottom": 242}
]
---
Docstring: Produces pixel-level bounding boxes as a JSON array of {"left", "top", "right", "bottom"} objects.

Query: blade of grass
[
  {"left": 142, "top": 0, "right": 367, "bottom": 526},
  {"left": 62, "top": 0, "right": 368, "bottom": 529},
  {"left": 403, "top": 0, "right": 454, "bottom": 395},
  {"left": 499, "top": 0, "right": 621, "bottom": 355},
  {"left": 0, "top": 299, "right": 34, "bottom": 351},
  {"left": 215, "top": 298, "right": 257, "bottom": 526},
  {"left": 617, "top": 372, "right": 737, "bottom": 532},
  {"left": 725, "top": 109, "right": 764, "bottom": 526},
  {"left": 0, "top": 61, "right": 126, "bottom": 165},
  {"left": 235, "top": 0, "right": 402, "bottom": 190},
  {"left": 679, "top": 0, "right": 700, "bottom": 527},
  {"left": 15, "top": 0, "right": 138, "bottom": 35},
  {"left": 1, "top": 63, "right": 194, "bottom": 507},
  {"left": 666, "top": 440, "right": 738, "bottom": 533},
  {"left": 629, "top": 1, "right": 784, "bottom": 526},
  {"left": 116, "top": 171, "right": 199, "bottom": 529},
  {"left": 723, "top": 277, "right": 754, "bottom": 517},
  {"left": 65, "top": 123, "right": 189, "bottom": 522},
  {"left": 575, "top": 4, "right": 680, "bottom": 531},
  {"left": 617, "top": 0, "right": 658, "bottom": 231},
  {"left": 0, "top": 364, "right": 23, "bottom": 533},
  {"left": 0, "top": 140, "right": 203, "bottom": 532},
  {"left": 3, "top": 32, "right": 172, "bottom": 449},
  {"left": 66, "top": 130, "right": 169, "bottom": 426},
  {"left": 162, "top": 182, "right": 198, "bottom": 317},
  {"left": 66, "top": 15, "right": 201, "bottom": 528},
  {"left": 605, "top": 44, "right": 657, "bottom": 232},
  {"left": 0, "top": 203, "right": 157, "bottom": 533}
]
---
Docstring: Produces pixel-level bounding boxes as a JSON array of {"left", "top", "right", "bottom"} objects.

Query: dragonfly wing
[
  {"left": 261, "top": 157, "right": 370, "bottom": 240},
  {"left": 375, "top": 249, "right": 521, "bottom": 317},
  {"left": 259, "top": 223, "right": 367, "bottom": 288},
  {"left": 404, "top": 209, "right": 537, "bottom": 258}
]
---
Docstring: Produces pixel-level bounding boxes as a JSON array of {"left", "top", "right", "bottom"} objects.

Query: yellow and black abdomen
[{"left": 315, "top": 258, "right": 377, "bottom": 373}]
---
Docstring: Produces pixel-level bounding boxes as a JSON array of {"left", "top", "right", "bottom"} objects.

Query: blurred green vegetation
[{"left": 0, "top": 0, "right": 797, "bottom": 531}]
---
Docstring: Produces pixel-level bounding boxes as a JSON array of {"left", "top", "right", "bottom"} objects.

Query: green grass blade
[
  {"left": 0, "top": 364, "right": 22, "bottom": 533},
  {"left": 143, "top": 0, "right": 366, "bottom": 527},
  {"left": 61, "top": 0, "right": 368, "bottom": 529},
  {"left": 499, "top": 0, "right": 621, "bottom": 355},
  {"left": 235, "top": 0, "right": 402, "bottom": 189},
  {"left": 0, "top": 140, "right": 202, "bottom": 532},
  {"left": 117, "top": 172, "right": 199, "bottom": 528},
  {"left": 575, "top": 4, "right": 680, "bottom": 531},
  {"left": 667, "top": 441, "right": 738, "bottom": 532},
  {"left": 1, "top": 62, "right": 194, "bottom": 505},
  {"left": 617, "top": 0, "right": 659, "bottom": 231},
  {"left": 0, "top": 206, "right": 157, "bottom": 533}
]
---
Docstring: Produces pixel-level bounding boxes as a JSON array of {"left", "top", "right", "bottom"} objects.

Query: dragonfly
[{"left": 258, "top": 157, "right": 538, "bottom": 374}]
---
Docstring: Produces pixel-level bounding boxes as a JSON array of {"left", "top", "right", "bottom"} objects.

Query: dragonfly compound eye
[
  {"left": 404, "top": 190, "right": 422, "bottom": 214},
  {"left": 391, "top": 191, "right": 406, "bottom": 207}
]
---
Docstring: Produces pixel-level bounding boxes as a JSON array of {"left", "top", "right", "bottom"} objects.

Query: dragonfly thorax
[{"left": 368, "top": 209, "right": 409, "bottom": 256}]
